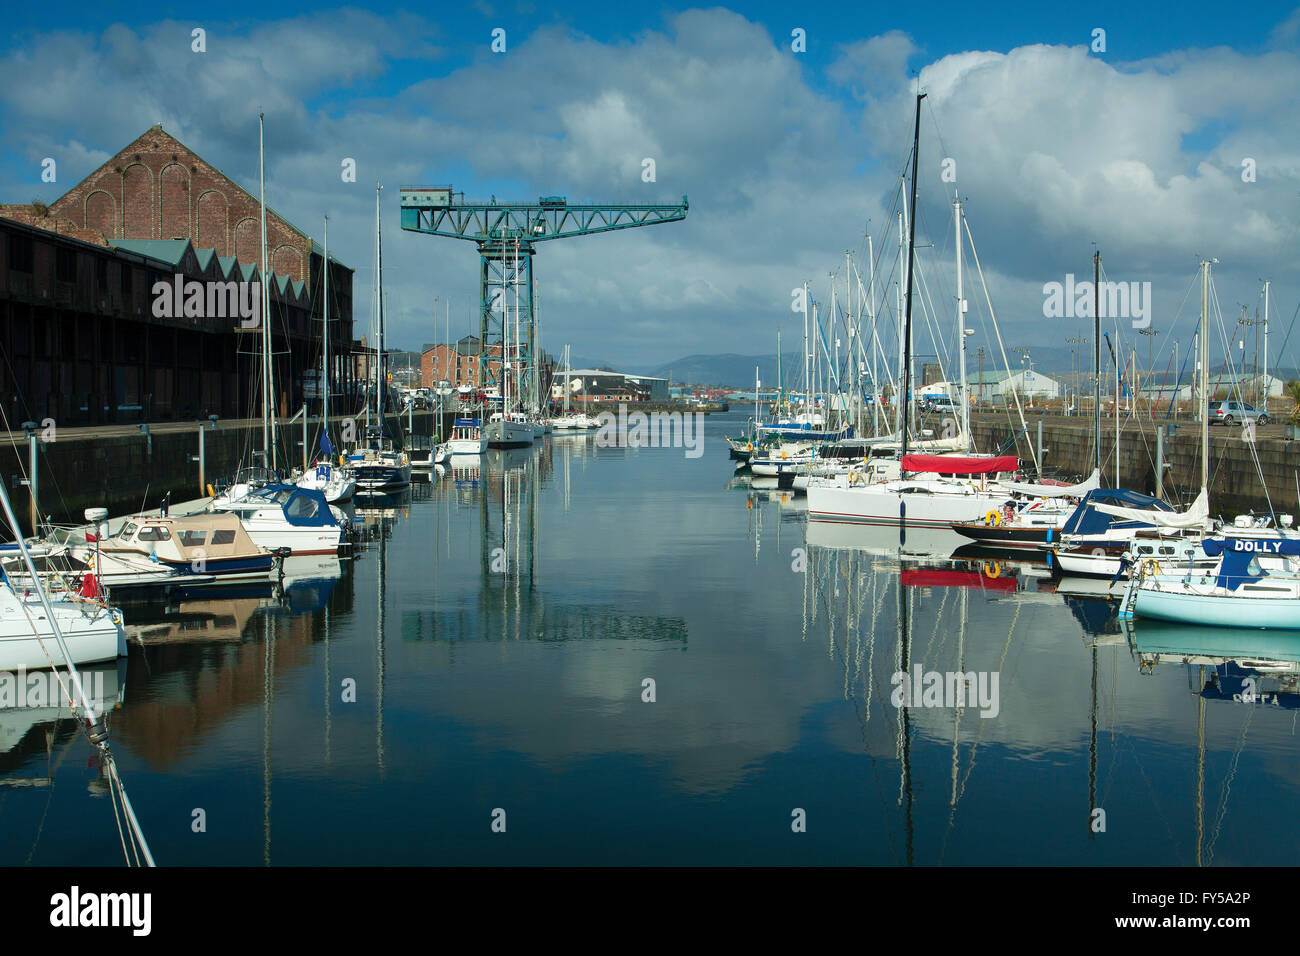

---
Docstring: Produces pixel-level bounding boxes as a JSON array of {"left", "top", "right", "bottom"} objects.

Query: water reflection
[
  {"left": 800, "top": 495, "right": 1300, "bottom": 865},
  {"left": 6, "top": 412, "right": 1300, "bottom": 865}
]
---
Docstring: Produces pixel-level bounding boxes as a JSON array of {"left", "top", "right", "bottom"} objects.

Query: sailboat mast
[
  {"left": 802, "top": 280, "right": 810, "bottom": 420},
  {"left": 258, "top": 113, "right": 271, "bottom": 467},
  {"left": 1263, "top": 280, "right": 1270, "bottom": 409},
  {"left": 868, "top": 234, "right": 877, "bottom": 437},
  {"left": 322, "top": 216, "right": 329, "bottom": 445},
  {"left": 777, "top": 330, "right": 783, "bottom": 417},
  {"left": 845, "top": 251, "right": 853, "bottom": 433},
  {"left": 1093, "top": 251, "right": 1101, "bottom": 475},
  {"left": 376, "top": 183, "right": 385, "bottom": 433},
  {"left": 900, "top": 91, "right": 925, "bottom": 466},
  {"left": 955, "top": 197, "right": 969, "bottom": 451},
  {"left": 896, "top": 212, "right": 905, "bottom": 440},
  {"left": 1200, "top": 259, "right": 1210, "bottom": 491},
  {"left": 534, "top": 275, "right": 541, "bottom": 416},
  {"left": 514, "top": 240, "right": 521, "bottom": 414}
]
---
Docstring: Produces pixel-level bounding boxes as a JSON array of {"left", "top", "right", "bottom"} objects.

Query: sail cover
[
  {"left": 1001, "top": 469, "right": 1100, "bottom": 498},
  {"left": 1092, "top": 487, "right": 1210, "bottom": 529},
  {"left": 901, "top": 454, "right": 1018, "bottom": 475}
]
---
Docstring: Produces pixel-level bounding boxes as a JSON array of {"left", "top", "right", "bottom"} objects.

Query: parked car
[
  {"left": 1209, "top": 400, "right": 1269, "bottom": 425},
  {"left": 922, "top": 395, "right": 960, "bottom": 416}
]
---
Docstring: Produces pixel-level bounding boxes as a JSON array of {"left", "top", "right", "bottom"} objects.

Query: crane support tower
[{"left": 400, "top": 187, "right": 688, "bottom": 406}]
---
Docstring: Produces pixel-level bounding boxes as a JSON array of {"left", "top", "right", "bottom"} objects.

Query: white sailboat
[
  {"left": 348, "top": 183, "right": 413, "bottom": 490},
  {"left": 0, "top": 488, "right": 124, "bottom": 672},
  {"left": 298, "top": 216, "right": 356, "bottom": 503},
  {"left": 806, "top": 96, "right": 1020, "bottom": 527}
]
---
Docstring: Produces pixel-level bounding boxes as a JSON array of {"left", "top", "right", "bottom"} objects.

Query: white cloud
[{"left": 2, "top": 10, "right": 1299, "bottom": 371}]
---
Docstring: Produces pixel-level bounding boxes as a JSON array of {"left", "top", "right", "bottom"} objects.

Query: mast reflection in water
[{"left": 2, "top": 412, "right": 1299, "bottom": 865}]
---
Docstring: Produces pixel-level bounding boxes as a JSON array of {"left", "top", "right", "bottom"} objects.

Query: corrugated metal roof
[{"left": 109, "top": 238, "right": 191, "bottom": 265}]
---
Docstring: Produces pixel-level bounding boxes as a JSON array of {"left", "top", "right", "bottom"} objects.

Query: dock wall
[
  {"left": 2, "top": 411, "right": 451, "bottom": 531},
  {"left": 970, "top": 413, "right": 1300, "bottom": 516}
]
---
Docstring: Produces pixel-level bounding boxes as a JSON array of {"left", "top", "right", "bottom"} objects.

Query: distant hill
[{"left": 636, "top": 353, "right": 804, "bottom": 389}]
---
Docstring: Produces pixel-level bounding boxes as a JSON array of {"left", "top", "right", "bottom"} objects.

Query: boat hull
[
  {"left": 750, "top": 457, "right": 817, "bottom": 477},
  {"left": 807, "top": 483, "right": 1013, "bottom": 528},
  {"left": 448, "top": 438, "right": 489, "bottom": 455},
  {"left": 352, "top": 462, "right": 412, "bottom": 491},
  {"left": 1134, "top": 585, "right": 1300, "bottom": 629},
  {"left": 238, "top": 524, "right": 341, "bottom": 557},
  {"left": 0, "top": 599, "right": 125, "bottom": 671},
  {"left": 951, "top": 523, "right": 1050, "bottom": 549},
  {"left": 485, "top": 420, "right": 540, "bottom": 448}
]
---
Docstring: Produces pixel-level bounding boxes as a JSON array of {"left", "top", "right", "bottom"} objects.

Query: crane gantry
[{"left": 399, "top": 187, "right": 688, "bottom": 408}]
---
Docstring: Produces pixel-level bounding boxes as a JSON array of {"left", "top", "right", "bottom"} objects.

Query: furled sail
[
  {"left": 1001, "top": 469, "right": 1100, "bottom": 499},
  {"left": 1093, "top": 487, "right": 1210, "bottom": 529}
]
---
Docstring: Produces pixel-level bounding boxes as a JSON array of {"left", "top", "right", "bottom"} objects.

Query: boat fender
[
  {"left": 206, "top": 483, "right": 216, "bottom": 498},
  {"left": 984, "top": 509, "right": 1001, "bottom": 527}
]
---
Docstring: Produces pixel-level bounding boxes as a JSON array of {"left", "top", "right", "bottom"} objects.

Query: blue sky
[{"left": 3, "top": 2, "right": 1300, "bottom": 374}]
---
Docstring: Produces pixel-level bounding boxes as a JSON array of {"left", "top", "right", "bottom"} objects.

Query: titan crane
[{"left": 399, "top": 187, "right": 688, "bottom": 411}]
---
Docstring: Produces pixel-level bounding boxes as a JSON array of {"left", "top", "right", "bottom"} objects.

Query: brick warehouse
[{"left": 0, "top": 125, "right": 357, "bottom": 429}]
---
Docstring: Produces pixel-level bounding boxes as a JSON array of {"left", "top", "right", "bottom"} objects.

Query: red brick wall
[
  {"left": 421, "top": 345, "right": 504, "bottom": 388},
  {"left": 44, "top": 125, "right": 312, "bottom": 284}
]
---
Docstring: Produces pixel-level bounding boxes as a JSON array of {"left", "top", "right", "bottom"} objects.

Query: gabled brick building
[
  {"left": 1, "top": 125, "right": 318, "bottom": 285},
  {"left": 0, "top": 125, "right": 356, "bottom": 428}
]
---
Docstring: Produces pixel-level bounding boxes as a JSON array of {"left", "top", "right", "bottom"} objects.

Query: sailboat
[
  {"left": 297, "top": 215, "right": 356, "bottom": 503},
  {"left": 1120, "top": 536, "right": 1300, "bottom": 628},
  {"left": 485, "top": 240, "right": 543, "bottom": 448},
  {"left": 1109, "top": 259, "right": 1300, "bottom": 626},
  {"left": 0, "top": 484, "right": 125, "bottom": 671},
  {"left": 348, "top": 184, "right": 413, "bottom": 491},
  {"left": 207, "top": 120, "right": 347, "bottom": 556},
  {"left": 806, "top": 94, "right": 1022, "bottom": 528},
  {"left": 547, "top": 345, "right": 598, "bottom": 430}
]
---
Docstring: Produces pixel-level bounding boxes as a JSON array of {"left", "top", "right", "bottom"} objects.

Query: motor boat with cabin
[
  {"left": 67, "top": 511, "right": 283, "bottom": 583},
  {"left": 485, "top": 411, "right": 542, "bottom": 448},
  {"left": 209, "top": 485, "right": 345, "bottom": 555},
  {"left": 448, "top": 418, "right": 489, "bottom": 456},
  {"left": 347, "top": 426, "right": 413, "bottom": 491}
]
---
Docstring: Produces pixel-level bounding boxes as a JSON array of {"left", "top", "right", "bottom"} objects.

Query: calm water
[{"left": 4, "top": 409, "right": 1299, "bottom": 866}]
